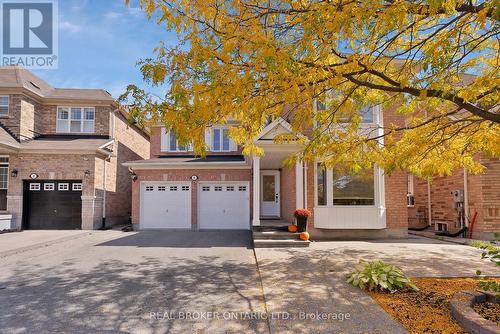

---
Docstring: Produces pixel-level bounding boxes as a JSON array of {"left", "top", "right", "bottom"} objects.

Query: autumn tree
[{"left": 120, "top": 0, "right": 500, "bottom": 177}]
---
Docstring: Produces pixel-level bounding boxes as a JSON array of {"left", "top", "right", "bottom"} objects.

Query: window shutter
[{"left": 204, "top": 128, "right": 212, "bottom": 151}]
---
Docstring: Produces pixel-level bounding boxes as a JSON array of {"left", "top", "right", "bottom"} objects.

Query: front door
[{"left": 260, "top": 171, "right": 280, "bottom": 217}]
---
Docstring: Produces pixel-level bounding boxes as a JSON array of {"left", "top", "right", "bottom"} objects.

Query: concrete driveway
[
  {"left": 254, "top": 235, "right": 500, "bottom": 334},
  {"left": 0, "top": 230, "right": 268, "bottom": 334}
]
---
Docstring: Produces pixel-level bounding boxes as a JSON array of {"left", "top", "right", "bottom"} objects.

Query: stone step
[
  {"left": 253, "top": 231, "right": 301, "bottom": 240},
  {"left": 253, "top": 239, "right": 310, "bottom": 248}
]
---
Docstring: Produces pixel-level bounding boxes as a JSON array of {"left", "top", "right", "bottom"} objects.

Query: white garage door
[
  {"left": 198, "top": 183, "right": 250, "bottom": 230},
  {"left": 140, "top": 182, "right": 191, "bottom": 229}
]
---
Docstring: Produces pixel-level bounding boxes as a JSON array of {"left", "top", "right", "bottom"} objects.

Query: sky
[{"left": 32, "top": 0, "right": 177, "bottom": 98}]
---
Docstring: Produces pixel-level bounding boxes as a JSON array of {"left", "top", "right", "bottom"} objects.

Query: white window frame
[
  {"left": 72, "top": 183, "right": 83, "bottom": 191},
  {"left": 407, "top": 174, "right": 415, "bottom": 207},
  {"left": 56, "top": 106, "right": 95, "bottom": 134},
  {"left": 30, "top": 183, "right": 41, "bottom": 191},
  {"left": 44, "top": 183, "right": 55, "bottom": 191},
  {"left": 58, "top": 183, "right": 69, "bottom": 191},
  {"left": 211, "top": 126, "right": 232, "bottom": 152},
  {"left": 0, "top": 96, "right": 9, "bottom": 116},
  {"left": 160, "top": 128, "right": 192, "bottom": 152},
  {"left": 0, "top": 156, "right": 9, "bottom": 191},
  {"left": 314, "top": 163, "right": 384, "bottom": 208}
]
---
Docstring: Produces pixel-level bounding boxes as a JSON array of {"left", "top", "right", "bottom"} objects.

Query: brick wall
[
  {"left": 6, "top": 153, "right": 96, "bottom": 229},
  {"left": 131, "top": 169, "right": 252, "bottom": 228},
  {"left": 280, "top": 164, "right": 296, "bottom": 223},
  {"left": 41, "top": 105, "right": 111, "bottom": 136},
  {"left": 94, "top": 112, "right": 150, "bottom": 226},
  {"left": 411, "top": 157, "right": 500, "bottom": 240},
  {"left": 407, "top": 176, "right": 430, "bottom": 228},
  {"left": 0, "top": 94, "right": 40, "bottom": 141}
]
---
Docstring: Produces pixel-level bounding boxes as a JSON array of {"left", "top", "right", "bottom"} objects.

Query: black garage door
[{"left": 23, "top": 180, "right": 82, "bottom": 230}]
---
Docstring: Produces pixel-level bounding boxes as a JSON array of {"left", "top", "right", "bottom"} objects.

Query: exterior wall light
[{"left": 11, "top": 169, "right": 18, "bottom": 178}]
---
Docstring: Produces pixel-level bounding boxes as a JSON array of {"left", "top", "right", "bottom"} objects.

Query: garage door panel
[
  {"left": 141, "top": 183, "right": 191, "bottom": 229},
  {"left": 24, "top": 181, "right": 82, "bottom": 230},
  {"left": 198, "top": 183, "right": 250, "bottom": 230}
]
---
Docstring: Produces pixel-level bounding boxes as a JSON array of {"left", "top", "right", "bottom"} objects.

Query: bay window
[
  {"left": 57, "top": 107, "right": 95, "bottom": 133},
  {"left": 332, "top": 168, "right": 374, "bottom": 205},
  {"left": 316, "top": 164, "right": 378, "bottom": 207}
]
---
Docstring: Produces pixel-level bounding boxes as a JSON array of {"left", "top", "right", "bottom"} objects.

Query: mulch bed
[
  {"left": 473, "top": 301, "right": 500, "bottom": 325},
  {"left": 368, "top": 277, "right": 500, "bottom": 334}
]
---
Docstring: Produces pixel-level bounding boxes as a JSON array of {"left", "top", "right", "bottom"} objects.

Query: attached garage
[
  {"left": 140, "top": 182, "right": 192, "bottom": 229},
  {"left": 23, "top": 180, "right": 82, "bottom": 230},
  {"left": 198, "top": 182, "right": 250, "bottom": 230}
]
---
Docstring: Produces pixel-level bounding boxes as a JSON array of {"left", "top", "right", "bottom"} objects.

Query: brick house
[
  {"left": 0, "top": 66, "right": 149, "bottom": 230},
  {"left": 407, "top": 157, "right": 500, "bottom": 240},
  {"left": 124, "top": 104, "right": 408, "bottom": 240}
]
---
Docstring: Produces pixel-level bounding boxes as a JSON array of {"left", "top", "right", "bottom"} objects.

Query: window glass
[
  {"left": 84, "top": 108, "right": 95, "bottom": 120},
  {"left": 262, "top": 175, "right": 275, "bottom": 201},
  {"left": 169, "top": 131, "right": 177, "bottom": 151},
  {"left": 0, "top": 96, "right": 8, "bottom": 116},
  {"left": 213, "top": 128, "right": 221, "bottom": 151},
  {"left": 71, "top": 108, "right": 82, "bottom": 120},
  {"left": 361, "top": 106, "right": 374, "bottom": 123},
  {"left": 57, "top": 108, "right": 69, "bottom": 119},
  {"left": 317, "top": 163, "right": 327, "bottom": 206},
  {"left": 222, "top": 128, "right": 230, "bottom": 151},
  {"left": 332, "top": 168, "right": 374, "bottom": 205}
]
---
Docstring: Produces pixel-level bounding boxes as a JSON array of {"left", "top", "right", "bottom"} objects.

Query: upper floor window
[
  {"left": 314, "top": 97, "right": 376, "bottom": 124},
  {"left": 161, "top": 129, "right": 192, "bottom": 152},
  {"left": 0, "top": 96, "right": 9, "bottom": 116},
  {"left": 212, "top": 127, "right": 231, "bottom": 152},
  {"left": 57, "top": 107, "right": 95, "bottom": 133}
]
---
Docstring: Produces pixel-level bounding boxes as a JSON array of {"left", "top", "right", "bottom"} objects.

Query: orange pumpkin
[
  {"left": 288, "top": 225, "right": 297, "bottom": 233},
  {"left": 299, "top": 232, "right": 310, "bottom": 241}
]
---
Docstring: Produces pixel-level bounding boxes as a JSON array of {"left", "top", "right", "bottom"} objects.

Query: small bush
[
  {"left": 347, "top": 260, "right": 418, "bottom": 292},
  {"left": 473, "top": 242, "right": 500, "bottom": 296}
]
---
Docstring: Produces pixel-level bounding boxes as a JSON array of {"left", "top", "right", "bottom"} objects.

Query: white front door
[
  {"left": 260, "top": 171, "right": 280, "bottom": 217},
  {"left": 198, "top": 183, "right": 250, "bottom": 230},
  {"left": 140, "top": 182, "right": 192, "bottom": 229}
]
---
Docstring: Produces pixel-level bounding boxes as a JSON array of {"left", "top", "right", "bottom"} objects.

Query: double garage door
[{"left": 140, "top": 182, "right": 250, "bottom": 230}]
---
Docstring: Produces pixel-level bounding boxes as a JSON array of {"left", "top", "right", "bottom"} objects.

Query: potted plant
[{"left": 294, "top": 208, "right": 311, "bottom": 232}]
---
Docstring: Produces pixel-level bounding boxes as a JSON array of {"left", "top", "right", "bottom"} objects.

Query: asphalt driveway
[
  {"left": 1, "top": 231, "right": 497, "bottom": 334},
  {"left": 0, "top": 230, "right": 268, "bottom": 334}
]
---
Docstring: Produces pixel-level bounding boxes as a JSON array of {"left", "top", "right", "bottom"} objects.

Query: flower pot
[{"left": 296, "top": 216, "right": 308, "bottom": 232}]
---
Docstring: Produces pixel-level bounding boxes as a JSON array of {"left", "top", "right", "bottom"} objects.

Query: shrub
[
  {"left": 473, "top": 242, "right": 500, "bottom": 296},
  {"left": 346, "top": 260, "right": 418, "bottom": 292}
]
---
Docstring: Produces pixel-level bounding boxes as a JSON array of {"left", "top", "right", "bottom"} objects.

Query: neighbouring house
[
  {"left": 124, "top": 103, "right": 408, "bottom": 240},
  {"left": 407, "top": 157, "right": 500, "bottom": 240},
  {"left": 0, "top": 66, "right": 150, "bottom": 230}
]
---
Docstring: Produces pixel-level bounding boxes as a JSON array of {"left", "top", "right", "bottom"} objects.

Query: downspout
[
  {"left": 463, "top": 168, "right": 469, "bottom": 228},
  {"left": 427, "top": 181, "right": 432, "bottom": 227},
  {"left": 101, "top": 156, "right": 109, "bottom": 229}
]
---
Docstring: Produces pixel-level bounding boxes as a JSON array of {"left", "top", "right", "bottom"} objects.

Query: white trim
[
  {"left": 72, "top": 183, "right": 83, "bottom": 191},
  {"left": 56, "top": 106, "right": 95, "bottom": 134},
  {"left": 29, "top": 183, "right": 40, "bottom": 191},
  {"left": 210, "top": 126, "right": 235, "bottom": 152},
  {"left": 257, "top": 118, "right": 293, "bottom": 140},
  {"left": 252, "top": 156, "right": 260, "bottom": 226},
  {"left": 44, "top": 183, "right": 55, "bottom": 191},
  {"left": 295, "top": 161, "right": 304, "bottom": 208},
  {"left": 58, "top": 183, "right": 70, "bottom": 191},
  {"left": 122, "top": 162, "right": 251, "bottom": 170}
]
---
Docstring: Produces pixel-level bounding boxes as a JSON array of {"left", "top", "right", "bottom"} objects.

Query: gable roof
[
  {"left": 256, "top": 118, "right": 294, "bottom": 141},
  {"left": 0, "top": 66, "right": 114, "bottom": 103}
]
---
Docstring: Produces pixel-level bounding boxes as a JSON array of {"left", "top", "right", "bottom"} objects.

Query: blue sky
[{"left": 32, "top": 0, "right": 176, "bottom": 98}]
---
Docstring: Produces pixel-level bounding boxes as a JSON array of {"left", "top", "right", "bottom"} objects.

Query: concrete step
[
  {"left": 253, "top": 239, "right": 310, "bottom": 248},
  {"left": 253, "top": 231, "right": 301, "bottom": 240}
]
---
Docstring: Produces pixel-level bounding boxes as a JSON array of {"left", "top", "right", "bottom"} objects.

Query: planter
[
  {"left": 296, "top": 216, "right": 308, "bottom": 232},
  {"left": 450, "top": 291, "right": 500, "bottom": 334}
]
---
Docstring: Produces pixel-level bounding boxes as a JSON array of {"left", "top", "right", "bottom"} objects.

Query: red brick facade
[{"left": 409, "top": 157, "right": 500, "bottom": 240}]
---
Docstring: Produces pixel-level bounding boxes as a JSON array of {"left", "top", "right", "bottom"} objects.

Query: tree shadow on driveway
[
  {"left": 0, "top": 254, "right": 268, "bottom": 333},
  {"left": 96, "top": 230, "right": 254, "bottom": 249}
]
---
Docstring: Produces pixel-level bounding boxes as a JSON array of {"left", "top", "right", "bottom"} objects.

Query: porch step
[
  {"left": 253, "top": 231, "right": 302, "bottom": 240},
  {"left": 253, "top": 239, "right": 310, "bottom": 248}
]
